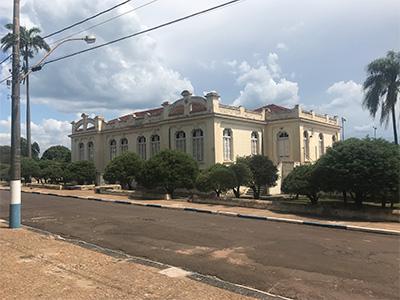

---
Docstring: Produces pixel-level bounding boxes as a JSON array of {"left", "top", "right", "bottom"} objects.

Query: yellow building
[{"left": 70, "top": 90, "right": 340, "bottom": 193}]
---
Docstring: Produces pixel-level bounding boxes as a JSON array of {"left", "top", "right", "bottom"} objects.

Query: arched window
[
  {"left": 223, "top": 129, "right": 233, "bottom": 161},
  {"left": 277, "top": 131, "right": 289, "bottom": 160},
  {"left": 87, "top": 142, "right": 94, "bottom": 161},
  {"left": 175, "top": 131, "right": 186, "bottom": 152},
  {"left": 120, "top": 138, "right": 128, "bottom": 153},
  {"left": 318, "top": 133, "right": 324, "bottom": 157},
  {"left": 137, "top": 136, "right": 146, "bottom": 160},
  {"left": 251, "top": 131, "right": 259, "bottom": 155},
  {"left": 79, "top": 143, "right": 85, "bottom": 161},
  {"left": 110, "top": 139, "right": 117, "bottom": 160},
  {"left": 303, "top": 131, "right": 310, "bottom": 160},
  {"left": 332, "top": 135, "right": 337, "bottom": 143},
  {"left": 192, "top": 129, "right": 204, "bottom": 161},
  {"left": 151, "top": 135, "right": 160, "bottom": 157}
]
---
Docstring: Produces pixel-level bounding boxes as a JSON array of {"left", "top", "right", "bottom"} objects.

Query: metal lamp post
[{"left": 8, "top": 34, "right": 96, "bottom": 229}]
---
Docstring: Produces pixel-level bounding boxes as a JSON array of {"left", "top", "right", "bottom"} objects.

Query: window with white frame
[
  {"left": 87, "top": 142, "right": 94, "bottom": 161},
  {"left": 277, "top": 131, "right": 289, "bottom": 160},
  {"left": 175, "top": 131, "right": 186, "bottom": 152},
  {"left": 151, "top": 135, "right": 160, "bottom": 157},
  {"left": 120, "top": 138, "right": 128, "bottom": 153},
  {"left": 192, "top": 129, "right": 204, "bottom": 162},
  {"left": 332, "top": 134, "right": 336, "bottom": 143},
  {"left": 79, "top": 143, "right": 85, "bottom": 161},
  {"left": 110, "top": 139, "right": 117, "bottom": 160},
  {"left": 303, "top": 131, "right": 310, "bottom": 160},
  {"left": 318, "top": 133, "right": 324, "bottom": 157},
  {"left": 251, "top": 131, "right": 259, "bottom": 155},
  {"left": 223, "top": 129, "right": 233, "bottom": 161},
  {"left": 137, "top": 136, "right": 146, "bottom": 160}
]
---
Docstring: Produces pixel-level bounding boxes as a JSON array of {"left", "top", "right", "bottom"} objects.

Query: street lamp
[
  {"left": 8, "top": 34, "right": 96, "bottom": 229},
  {"left": 24, "top": 35, "right": 96, "bottom": 77},
  {"left": 373, "top": 126, "right": 377, "bottom": 139}
]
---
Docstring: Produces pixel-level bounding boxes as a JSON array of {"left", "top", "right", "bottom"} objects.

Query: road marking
[{"left": 159, "top": 267, "right": 193, "bottom": 278}]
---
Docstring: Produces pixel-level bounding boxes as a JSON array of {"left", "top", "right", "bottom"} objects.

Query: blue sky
[{"left": 0, "top": 0, "right": 399, "bottom": 151}]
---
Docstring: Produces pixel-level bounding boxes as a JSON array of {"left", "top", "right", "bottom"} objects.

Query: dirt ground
[{"left": 0, "top": 222, "right": 253, "bottom": 300}]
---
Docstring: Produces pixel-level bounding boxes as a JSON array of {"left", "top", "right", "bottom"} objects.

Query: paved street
[{"left": 0, "top": 191, "right": 399, "bottom": 300}]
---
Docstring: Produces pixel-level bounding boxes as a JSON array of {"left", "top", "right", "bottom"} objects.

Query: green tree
[
  {"left": 196, "top": 164, "right": 236, "bottom": 198},
  {"left": 65, "top": 161, "right": 96, "bottom": 185},
  {"left": 363, "top": 50, "right": 400, "bottom": 144},
  {"left": 282, "top": 164, "right": 320, "bottom": 205},
  {"left": 138, "top": 150, "right": 199, "bottom": 198},
  {"left": 39, "top": 160, "right": 64, "bottom": 184},
  {"left": 20, "top": 137, "right": 40, "bottom": 159},
  {"left": 313, "top": 138, "right": 400, "bottom": 207},
  {"left": 103, "top": 152, "right": 142, "bottom": 189},
  {"left": 42, "top": 145, "right": 71, "bottom": 163},
  {"left": 229, "top": 162, "right": 252, "bottom": 198},
  {"left": 1, "top": 24, "right": 50, "bottom": 157},
  {"left": 238, "top": 155, "right": 278, "bottom": 199},
  {"left": 21, "top": 158, "right": 40, "bottom": 183}
]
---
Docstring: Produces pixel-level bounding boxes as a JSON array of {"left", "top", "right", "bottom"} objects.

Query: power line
[
  {"left": 50, "top": 0, "right": 160, "bottom": 46},
  {"left": 0, "top": 54, "right": 11, "bottom": 65},
  {"left": 44, "top": 0, "right": 242, "bottom": 66},
  {"left": 42, "top": 0, "right": 132, "bottom": 39}
]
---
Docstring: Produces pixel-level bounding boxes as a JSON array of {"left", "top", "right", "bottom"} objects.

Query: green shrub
[
  {"left": 196, "top": 164, "right": 236, "bottom": 197},
  {"left": 228, "top": 162, "right": 252, "bottom": 198},
  {"left": 39, "top": 160, "right": 64, "bottom": 184},
  {"left": 103, "top": 152, "right": 142, "bottom": 189},
  {"left": 313, "top": 138, "right": 400, "bottom": 207},
  {"left": 238, "top": 155, "right": 278, "bottom": 199},
  {"left": 137, "top": 150, "right": 199, "bottom": 198},
  {"left": 65, "top": 161, "right": 96, "bottom": 185},
  {"left": 282, "top": 164, "right": 320, "bottom": 205},
  {"left": 21, "top": 158, "right": 40, "bottom": 183}
]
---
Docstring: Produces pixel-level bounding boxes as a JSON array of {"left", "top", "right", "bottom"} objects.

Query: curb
[{"left": 3, "top": 188, "right": 400, "bottom": 236}]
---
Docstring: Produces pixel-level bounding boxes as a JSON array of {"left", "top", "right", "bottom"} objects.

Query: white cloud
[
  {"left": 0, "top": 117, "right": 70, "bottom": 152},
  {"left": 232, "top": 52, "right": 299, "bottom": 108},
  {"left": 0, "top": 0, "right": 193, "bottom": 117},
  {"left": 276, "top": 42, "right": 288, "bottom": 51}
]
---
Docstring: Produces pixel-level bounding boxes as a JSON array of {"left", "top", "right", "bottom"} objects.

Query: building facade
[{"left": 70, "top": 90, "right": 340, "bottom": 193}]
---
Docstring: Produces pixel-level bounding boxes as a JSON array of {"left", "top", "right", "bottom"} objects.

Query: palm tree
[
  {"left": 363, "top": 50, "right": 400, "bottom": 144},
  {"left": 1, "top": 24, "right": 50, "bottom": 157}
]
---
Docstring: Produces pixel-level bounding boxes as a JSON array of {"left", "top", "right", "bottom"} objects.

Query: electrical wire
[
  {"left": 42, "top": 0, "right": 132, "bottom": 39},
  {"left": 0, "top": 54, "right": 11, "bottom": 65},
  {"left": 44, "top": 0, "right": 242, "bottom": 66},
  {"left": 50, "top": 0, "right": 160, "bottom": 46}
]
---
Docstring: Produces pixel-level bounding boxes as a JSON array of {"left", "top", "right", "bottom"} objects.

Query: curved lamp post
[{"left": 9, "top": 34, "right": 95, "bottom": 229}]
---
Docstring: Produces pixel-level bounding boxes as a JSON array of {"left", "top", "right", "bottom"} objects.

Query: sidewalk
[
  {"left": 3, "top": 186, "right": 400, "bottom": 233},
  {"left": 0, "top": 222, "right": 254, "bottom": 300}
]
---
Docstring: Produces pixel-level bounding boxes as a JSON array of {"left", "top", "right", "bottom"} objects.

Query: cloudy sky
[{"left": 0, "top": 0, "right": 399, "bottom": 151}]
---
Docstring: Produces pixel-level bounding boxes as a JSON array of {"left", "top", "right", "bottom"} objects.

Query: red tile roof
[{"left": 254, "top": 104, "right": 291, "bottom": 113}]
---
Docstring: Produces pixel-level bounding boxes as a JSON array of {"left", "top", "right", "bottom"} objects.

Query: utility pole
[
  {"left": 373, "top": 126, "right": 377, "bottom": 139},
  {"left": 341, "top": 117, "right": 346, "bottom": 141},
  {"left": 10, "top": 0, "right": 21, "bottom": 228}
]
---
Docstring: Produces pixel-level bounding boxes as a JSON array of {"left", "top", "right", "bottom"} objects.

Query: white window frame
[
  {"left": 223, "top": 129, "right": 233, "bottom": 161},
  {"left": 120, "top": 138, "right": 128, "bottom": 154},
  {"left": 277, "top": 131, "right": 289, "bottom": 160},
  {"left": 137, "top": 136, "right": 146, "bottom": 160},
  {"left": 110, "top": 139, "right": 117, "bottom": 160},
  {"left": 318, "top": 133, "right": 324, "bottom": 157},
  {"left": 251, "top": 131, "right": 259, "bottom": 155},
  {"left": 79, "top": 143, "right": 85, "bottom": 161},
  {"left": 175, "top": 131, "right": 186, "bottom": 152},
  {"left": 151, "top": 135, "right": 160, "bottom": 157},
  {"left": 87, "top": 141, "right": 94, "bottom": 161},
  {"left": 192, "top": 129, "right": 204, "bottom": 162},
  {"left": 303, "top": 131, "right": 310, "bottom": 160}
]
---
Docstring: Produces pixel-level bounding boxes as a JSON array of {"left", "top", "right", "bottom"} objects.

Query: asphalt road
[{"left": 0, "top": 191, "right": 398, "bottom": 300}]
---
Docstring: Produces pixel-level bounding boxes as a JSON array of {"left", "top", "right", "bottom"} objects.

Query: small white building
[{"left": 70, "top": 90, "right": 340, "bottom": 193}]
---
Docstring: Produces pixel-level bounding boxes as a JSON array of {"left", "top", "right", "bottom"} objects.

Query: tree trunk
[
  {"left": 392, "top": 103, "right": 398, "bottom": 145},
  {"left": 233, "top": 186, "right": 240, "bottom": 198},
  {"left": 25, "top": 50, "right": 32, "bottom": 158},
  {"left": 252, "top": 186, "right": 260, "bottom": 199},
  {"left": 342, "top": 191, "right": 347, "bottom": 205}
]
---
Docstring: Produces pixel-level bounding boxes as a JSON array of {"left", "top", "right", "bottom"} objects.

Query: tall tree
[
  {"left": 363, "top": 50, "right": 400, "bottom": 144},
  {"left": 1, "top": 24, "right": 50, "bottom": 157}
]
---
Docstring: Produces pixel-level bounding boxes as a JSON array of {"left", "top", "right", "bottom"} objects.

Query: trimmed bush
[
  {"left": 196, "top": 164, "right": 236, "bottom": 198},
  {"left": 21, "top": 158, "right": 40, "bottom": 183},
  {"left": 282, "top": 164, "right": 320, "bottom": 205},
  {"left": 103, "top": 152, "right": 142, "bottom": 189},
  {"left": 138, "top": 150, "right": 199, "bottom": 198},
  {"left": 65, "top": 160, "right": 96, "bottom": 185}
]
